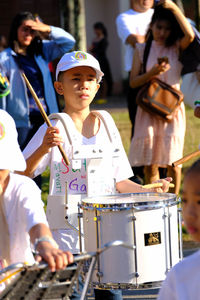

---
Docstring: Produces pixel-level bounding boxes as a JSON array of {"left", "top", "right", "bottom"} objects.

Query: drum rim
[{"left": 81, "top": 192, "right": 179, "bottom": 211}]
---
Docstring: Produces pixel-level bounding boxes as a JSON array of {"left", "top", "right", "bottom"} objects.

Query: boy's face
[
  {"left": 54, "top": 66, "right": 100, "bottom": 112},
  {"left": 131, "top": 0, "right": 153, "bottom": 12},
  {"left": 182, "top": 172, "right": 200, "bottom": 242}
]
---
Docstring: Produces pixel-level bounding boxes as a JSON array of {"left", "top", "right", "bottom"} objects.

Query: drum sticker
[{"left": 144, "top": 232, "right": 161, "bottom": 246}]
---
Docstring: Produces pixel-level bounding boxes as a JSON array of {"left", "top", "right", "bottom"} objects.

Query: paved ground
[{"left": 90, "top": 95, "right": 128, "bottom": 112}]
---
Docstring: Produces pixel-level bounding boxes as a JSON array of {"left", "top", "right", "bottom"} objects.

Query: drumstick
[
  {"left": 142, "top": 183, "right": 175, "bottom": 189},
  {"left": 22, "top": 73, "right": 70, "bottom": 166},
  {"left": 172, "top": 150, "right": 200, "bottom": 167}
]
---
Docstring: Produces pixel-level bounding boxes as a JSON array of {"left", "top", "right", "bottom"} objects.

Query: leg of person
[
  {"left": 17, "top": 127, "right": 31, "bottom": 150},
  {"left": 144, "top": 165, "right": 160, "bottom": 184},
  {"left": 167, "top": 165, "right": 181, "bottom": 194},
  {"left": 129, "top": 167, "right": 144, "bottom": 185},
  {"left": 94, "top": 289, "right": 123, "bottom": 300}
]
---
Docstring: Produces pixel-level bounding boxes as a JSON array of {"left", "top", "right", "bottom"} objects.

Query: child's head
[
  {"left": 0, "top": 109, "right": 26, "bottom": 172},
  {"left": 55, "top": 51, "right": 104, "bottom": 83},
  {"left": 182, "top": 159, "right": 200, "bottom": 242},
  {"left": 54, "top": 51, "right": 104, "bottom": 110},
  {"left": 93, "top": 22, "right": 107, "bottom": 38},
  {"left": 147, "top": 4, "right": 183, "bottom": 47},
  {"left": 8, "top": 11, "right": 42, "bottom": 56}
]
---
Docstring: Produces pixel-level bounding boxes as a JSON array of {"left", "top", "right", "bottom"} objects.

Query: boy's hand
[
  {"left": 41, "top": 127, "right": 63, "bottom": 154},
  {"left": 153, "top": 177, "right": 173, "bottom": 193},
  {"left": 35, "top": 241, "right": 74, "bottom": 272},
  {"left": 194, "top": 106, "right": 200, "bottom": 118}
]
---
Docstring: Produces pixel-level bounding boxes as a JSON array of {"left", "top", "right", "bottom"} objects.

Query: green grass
[{"left": 110, "top": 105, "right": 200, "bottom": 187}]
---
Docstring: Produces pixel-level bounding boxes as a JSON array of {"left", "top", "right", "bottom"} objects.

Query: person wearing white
[
  {"left": 3, "top": 172, "right": 49, "bottom": 265},
  {"left": 116, "top": 0, "right": 154, "bottom": 72},
  {"left": 158, "top": 159, "right": 200, "bottom": 300},
  {"left": 23, "top": 106, "right": 134, "bottom": 253},
  {"left": 22, "top": 50, "right": 172, "bottom": 300},
  {"left": 0, "top": 109, "right": 73, "bottom": 276},
  {"left": 157, "top": 250, "right": 200, "bottom": 300},
  {"left": 116, "top": 0, "right": 154, "bottom": 182}
]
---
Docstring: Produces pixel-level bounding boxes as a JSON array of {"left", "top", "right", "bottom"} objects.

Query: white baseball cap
[
  {"left": 0, "top": 110, "right": 26, "bottom": 171},
  {"left": 56, "top": 51, "right": 104, "bottom": 83}
]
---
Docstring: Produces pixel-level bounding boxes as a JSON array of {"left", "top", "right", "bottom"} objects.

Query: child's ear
[
  {"left": 54, "top": 81, "right": 64, "bottom": 95},
  {"left": 96, "top": 83, "right": 100, "bottom": 93}
]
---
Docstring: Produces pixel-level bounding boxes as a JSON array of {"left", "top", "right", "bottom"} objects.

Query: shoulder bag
[{"left": 136, "top": 39, "right": 184, "bottom": 122}]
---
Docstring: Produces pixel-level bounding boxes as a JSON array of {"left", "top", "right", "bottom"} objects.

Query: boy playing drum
[{"left": 23, "top": 51, "right": 171, "bottom": 299}]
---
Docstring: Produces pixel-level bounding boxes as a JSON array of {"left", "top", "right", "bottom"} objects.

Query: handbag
[
  {"left": 136, "top": 38, "right": 184, "bottom": 121},
  {"left": 136, "top": 77, "right": 184, "bottom": 121}
]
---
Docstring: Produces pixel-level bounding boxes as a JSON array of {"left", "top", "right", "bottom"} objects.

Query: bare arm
[
  {"left": 23, "top": 126, "right": 63, "bottom": 178},
  {"left": 161, "top": 0, "right": 194, "bottom": 50},
  {"left": 116, "top": 177, "right": 172, "bottom": 193},
  {"left": 29, "top": 223, "right": 73, "bottom": 271},
  {"left": 126, "top": 34, "right": 145, "bottom": 48},
  {"left": 129, "top": 47, "right": 171, "bottom": 88}
]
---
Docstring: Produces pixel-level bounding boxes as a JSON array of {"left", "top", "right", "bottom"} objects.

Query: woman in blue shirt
[{"left": 0, "top": 11, "right": 75, "bottom": 149}]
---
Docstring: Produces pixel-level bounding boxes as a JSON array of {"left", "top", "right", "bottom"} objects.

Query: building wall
[
  {"left": 0, "top": 0, "right": 60, "bottom": 41},
  {"left": 84, "top": 0, "right": 130, "bottom": 94}
]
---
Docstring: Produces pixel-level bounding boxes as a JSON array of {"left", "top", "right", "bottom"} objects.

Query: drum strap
[{"left": 49, "top": 110, "right": 121, "bottom": 148}]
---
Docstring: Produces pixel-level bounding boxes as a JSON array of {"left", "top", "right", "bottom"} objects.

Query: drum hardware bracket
[
  {"left": 165, "top": 268, "right": 170, "bottom": 275},
  {"left": 134, "top": 272, "right": 139, "bottom": 278},
  {"left": 96, "top": 271, "right": 103, "bottom": 278},
  {"left": 131, "top": 216, "right": 136, "bottom": 221},
  {"left": 94, "top": 215, "right": 101, "bottom": 222},
  {"left": 162, "top": 213, "right": 168, "bottom": 219}
]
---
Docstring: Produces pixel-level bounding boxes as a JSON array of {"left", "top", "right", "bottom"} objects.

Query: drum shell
[{"left": 82, "top": 193, "right": 181, "bottom": 288}]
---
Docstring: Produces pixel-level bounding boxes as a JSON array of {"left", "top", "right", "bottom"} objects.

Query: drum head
[{"left": 81, "top": 193, "right": 178, "bottom": 210}]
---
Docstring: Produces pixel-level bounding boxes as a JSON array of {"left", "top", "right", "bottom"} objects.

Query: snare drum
[{"left": 80, "top": 193, "right": 182, "bottom": 289}]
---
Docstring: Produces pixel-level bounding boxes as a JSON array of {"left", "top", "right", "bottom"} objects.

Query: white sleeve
[
  {"left": 157, "top": 270, "right": 178, "bottom": 300},
  {"left": 116, "top": 13, "right": 133, "bottom": 44},
  {"left": 18, "top": 176, "right": 49, "bottom": 232},
  {"left": 113, "top": 131, "right": 134, "bottom": 182}
]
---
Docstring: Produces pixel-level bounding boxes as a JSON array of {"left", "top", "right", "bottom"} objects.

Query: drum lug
[
  {"left": 134, "top": 272, "right": 139, "bottom": 278},
  {"left": 78, "top": 212, "right": 83, "bottom": 218},
  {"left": 94, "top": 216, "right": 101, "bottom": 222},
  {"left": 131, "top": 216, "right": 136, "bottom": 221},
  {"left": 96, "top": 271, "right": 103, "bottom": 278},
  {"left": 165, "top": 268, "right": 170, "bottom": 275},
  {"left": 162, "top": 213, "right": 167, "bottom": 219}
]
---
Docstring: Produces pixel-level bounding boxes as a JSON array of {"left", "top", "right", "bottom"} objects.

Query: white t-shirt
[
  {"left": 157, "top": 250, "right": 200, "bottom": 300},
  {"left": 23, "top": 113, "right": 133, "bottom": 253},
  {"left": 116, "top": 8, "right": 154, "bottom": 72},
  {"left": 3, "top": 173, "right": 48, "bottom": 265}
]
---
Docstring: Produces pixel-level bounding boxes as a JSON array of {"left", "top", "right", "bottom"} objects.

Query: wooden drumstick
[
  {"left": 172, "top": 150, "right": 200, "bottom": 167},
  {"left": 22, "top": 73, "right": 70, "bottom": 166},
  {"left": 142, "top": 183, "right": 175, "bottom": 189}
]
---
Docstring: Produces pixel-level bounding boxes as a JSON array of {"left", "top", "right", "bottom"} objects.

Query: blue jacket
[{"left": 0, "top": 26, "right": 75, "bottom": 128}]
